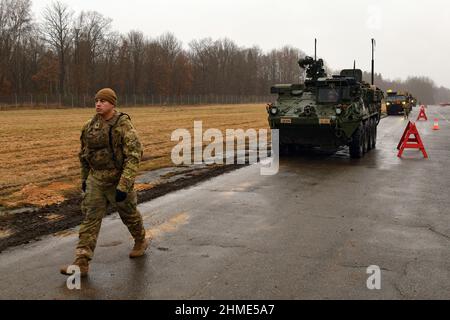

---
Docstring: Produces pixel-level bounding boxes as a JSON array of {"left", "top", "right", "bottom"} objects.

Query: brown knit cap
[{"left": 95, "top": 88, "right": 117, "bottom": 106}]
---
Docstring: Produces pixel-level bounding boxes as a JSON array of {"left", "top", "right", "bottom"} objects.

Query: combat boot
[
  {"left": 129, "top": 238, "right": 149, "bottom": 258},
  {"left": 60, "top": 257, "right": 89, "bottom": 277}
]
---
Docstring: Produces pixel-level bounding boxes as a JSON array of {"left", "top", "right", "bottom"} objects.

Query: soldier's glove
[
  {"left": 115, "top": 189, "right": 127, "bottom": 203},
  {"left": 82, "top": 181, "right": 87, "bottom": 193}
]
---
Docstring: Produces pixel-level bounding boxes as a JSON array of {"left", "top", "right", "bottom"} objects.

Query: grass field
[{"left": 0, "top": 104, "right": 269, "bottom": 209}]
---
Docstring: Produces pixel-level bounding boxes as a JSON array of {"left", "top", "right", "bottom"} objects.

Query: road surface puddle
[{"left": 99, "top": 241, "right": 123, "bottom": 248}]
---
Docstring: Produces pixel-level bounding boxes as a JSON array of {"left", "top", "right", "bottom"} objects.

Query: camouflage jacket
[{"left": 79, "top": 110, "right": 143, "bottom": 193}]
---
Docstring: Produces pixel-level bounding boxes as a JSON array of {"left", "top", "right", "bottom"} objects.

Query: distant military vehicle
[
  {"left": 385, "top": 90, "right": 414, "bottom": 115},
  {"left": 410, "top": 95, "right": 418, "bottom": 107},
  {"left": 267, "top": 55, "right": 384, "bottom": 158}
]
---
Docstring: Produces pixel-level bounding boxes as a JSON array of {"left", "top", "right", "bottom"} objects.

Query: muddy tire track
[{"left": 0, "top": 164, "right": 245, "bottom": 253}]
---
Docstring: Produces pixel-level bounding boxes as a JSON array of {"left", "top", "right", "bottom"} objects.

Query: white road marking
[{"left": 436, "top": 110, "right": 450, "bottom": 123}]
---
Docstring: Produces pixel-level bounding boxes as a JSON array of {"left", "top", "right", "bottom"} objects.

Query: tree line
[
  {"left": 363, "top": 72, "right": 450, "bottom": 105},
  {"left": 1, "top": 0, "right": 449, "bottom": 104}
]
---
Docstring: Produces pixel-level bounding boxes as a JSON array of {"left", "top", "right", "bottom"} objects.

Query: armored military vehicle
[
  {"left": 267, "top": 56, "right": 384, "bottom": 158},
  {"left": 385, "top": 90, "right": 414, "bottom": 115}
]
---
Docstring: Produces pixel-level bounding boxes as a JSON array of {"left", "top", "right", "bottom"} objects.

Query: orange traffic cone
[{"left": 433, "top": 119, "right": 440, "bottom": 130}]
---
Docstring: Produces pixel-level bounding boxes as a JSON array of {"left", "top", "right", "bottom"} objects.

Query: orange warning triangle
[{"left": 397, "top": 121, "right": 428, "bottom": 158}]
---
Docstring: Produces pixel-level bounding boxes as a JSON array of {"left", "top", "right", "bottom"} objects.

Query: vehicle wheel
[
  {"left": 349, "top": 123, "right": 364, "bottom": 158},
  {"left": 367, "top": 120, "right": 373, "bottom": 151},
  {"left": 371, "top": 120, "right": 377, "bottom": 149},
  {"left": 363, "top": 121, "right": 369, "bottom": 154}
]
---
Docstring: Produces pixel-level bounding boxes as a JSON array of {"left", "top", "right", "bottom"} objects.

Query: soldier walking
[
  {"left": 61, "top": 88, "right": 149, "bottom": 277},
  {"left": 404, "top": 104, "right": 411, "bottom": 120}
]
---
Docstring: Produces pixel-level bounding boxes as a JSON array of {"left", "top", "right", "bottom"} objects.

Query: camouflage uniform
[
  {"left": 404, "top": 105, "right": 411, "bottom": 119},
  {"left": 76, "top": 110, "right": 145, "bottom": 261}
]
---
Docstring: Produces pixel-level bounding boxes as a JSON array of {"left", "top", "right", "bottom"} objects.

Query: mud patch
[
  {"left": 0, "top": 164, "right": 245, "bottom": 253},
  {"left": 45, "top": 214, "right": 64, "bottom": 221},
  {"left": 3, "top": 182, "right": 74, "bottom": 208},
  {"left": 0, "top": 229, "right": 13, "bottom": 239},
  {"left": 134, "top": 183, "right": 157, "bottom": 192},
  {"left": 145, "top": 213, "right": 189, "bottom": 240}
]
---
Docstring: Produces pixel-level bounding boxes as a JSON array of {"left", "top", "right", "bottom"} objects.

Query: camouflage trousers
[
  {"left": 404, "top": 108, "right": 411, "bottom": 119},
  {"left": 76, "top": 175, "right": 146, "bottom": 261}
]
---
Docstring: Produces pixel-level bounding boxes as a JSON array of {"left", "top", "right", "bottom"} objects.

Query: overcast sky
[{"left": 32, "top": 0, "right": 450, "bottom": 88}]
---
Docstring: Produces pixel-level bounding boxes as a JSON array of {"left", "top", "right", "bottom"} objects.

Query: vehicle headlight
[
  {"left": 270, "top": 107, "right": 278, "bottom": 115},
  {"left": 386, "top": 102, "right": 391, "bottom": 106},
  {"left": 336, "top": 108, "right": 342, "bottom": 115},
  {"left": 402, "top": 101, "right": 406, "bottom": 105}
]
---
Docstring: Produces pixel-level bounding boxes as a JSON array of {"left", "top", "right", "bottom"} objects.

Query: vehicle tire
[
  {"left": 367, "top": 120, "right": 373, "bottom": 151},
  {"left": 349, "top": 123, "right": 364, "bottom": 158},
  {"left": 371, "top": 119, "right": 377, "bottom": 149},
  {"left": 363, "top": 121, "right": 369, "bottom": 154}
]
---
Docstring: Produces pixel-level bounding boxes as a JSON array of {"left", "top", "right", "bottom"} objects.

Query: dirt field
[{"left": 0, "top": 104, "right": 269, "bottom": 210}]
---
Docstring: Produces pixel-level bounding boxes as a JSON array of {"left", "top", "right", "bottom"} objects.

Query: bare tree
[
  {"left": 41, "top": 1, "right": 73, "bottom": 95},
  {"left": 72, "top": 10, "right": 111, "bottom": 93},
  {"left": 98, "top": 31, "right": 120, "bottom": 89},
  {"left": 0, "top": 0, "right": 33, "bottom": 94},
  {"left": 128, "top": 30, "right": 145, "bottom": 94},
  {"left": 0, "top": 0, "right": 447, "bottom": 105}
]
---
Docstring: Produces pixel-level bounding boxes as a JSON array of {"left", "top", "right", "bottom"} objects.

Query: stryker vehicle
[
  {"left": 385, "top": 90, "right": 414, "bottom": 115},
  {"left": 267, "top": 56, "right": 384, "bottom": 158}
]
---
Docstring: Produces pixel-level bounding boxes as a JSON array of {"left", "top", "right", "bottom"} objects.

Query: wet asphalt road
[{"left": 0, "top": 105, "right": 449, "bottom": 300}]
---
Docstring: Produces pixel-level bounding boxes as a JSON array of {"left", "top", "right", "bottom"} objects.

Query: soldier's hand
[
  {"left": 82, "top": 181, "right": 87, "bottom": 193},
  {"left": 115, "top": 189, "right": 127, "bottom": 203}
]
